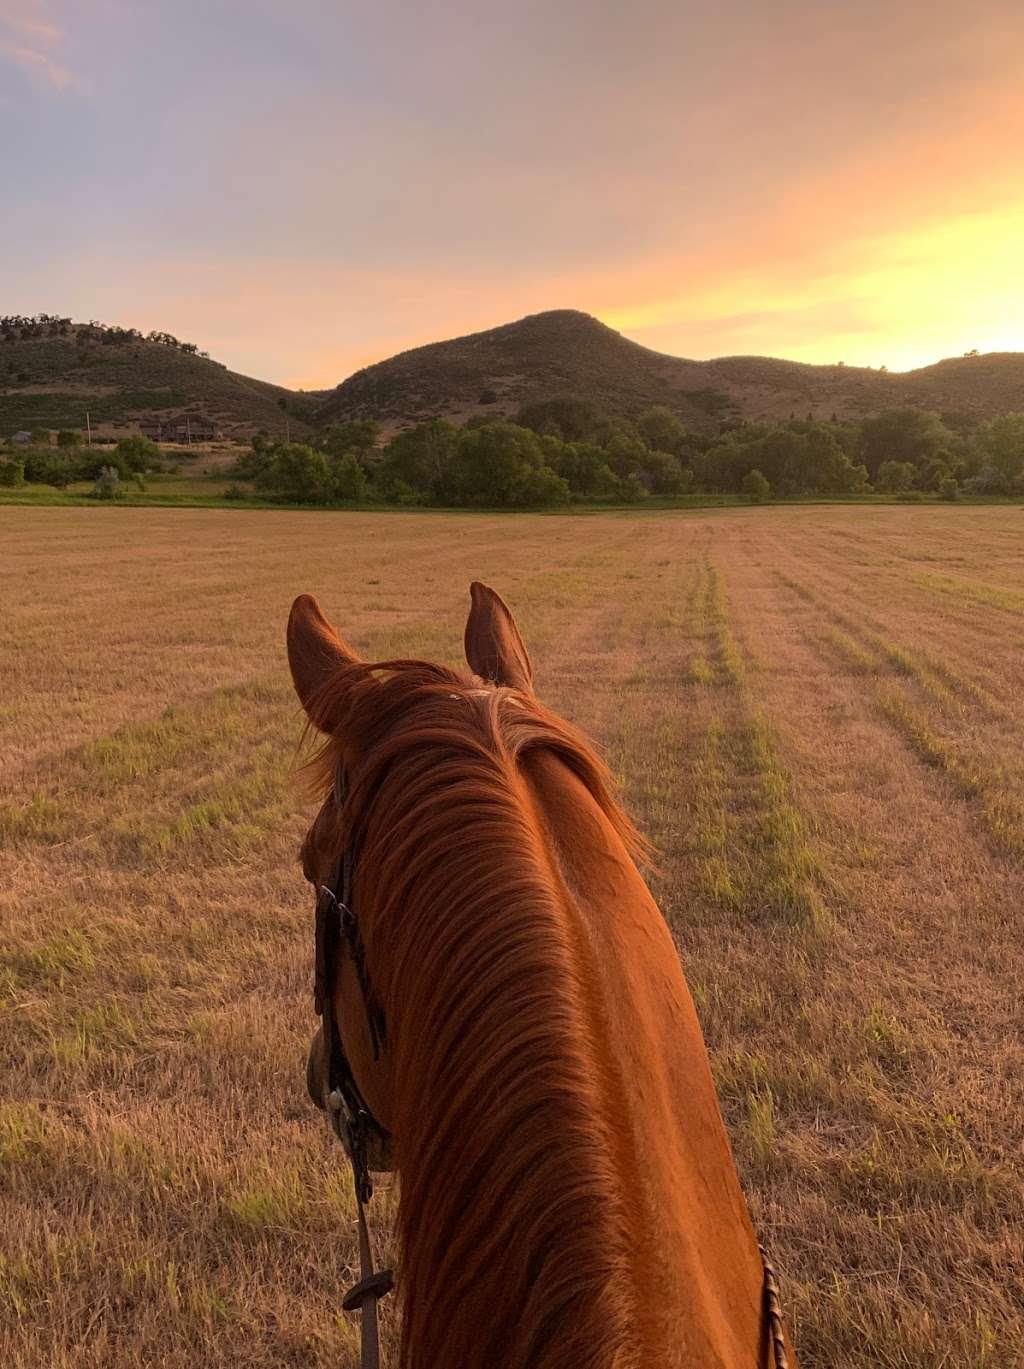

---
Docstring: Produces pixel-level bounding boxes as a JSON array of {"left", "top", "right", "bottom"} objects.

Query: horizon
[{"left": 3, "top": 2, "right": 1023, "bottom": 389}]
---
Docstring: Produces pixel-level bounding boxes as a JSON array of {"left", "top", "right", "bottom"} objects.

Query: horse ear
[
  {"left": 287, "top": 593, "right": 362, "bottom": 732},
  {"left": 464, "top": 581, "right": 534, "bottom": 692}
]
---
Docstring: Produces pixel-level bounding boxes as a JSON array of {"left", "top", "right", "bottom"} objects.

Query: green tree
[
  {"left": 974, "top": 413, "right": 1024, "bottom": 484},
  {"left": 876, "top": 460, "right": 916, "bottom": 493},
  {"left": 57, "top": 429, "right": 82, "bottom": 449},
  {"left": 29, "top": 428, "right": 50, "bottom": 446},
  {"left": 255, "top": 444, "right": 333, "bottom": 504},
  {"left": 515, "top": 396, "right": 607, "bottom": 443},
  {"left": 742, "top": 468, "right": 770, "bottom": 502},
  {"left": 637, "top": 406, "right": 688, "bottom": 456},
  {"left": 322, "top": 420, "right": 380, "bottom": 459},
  {"left": 331, "top": 451, "right": 369, "bottom": 502},
  {"left": 0, "top": 458, "right": 25, "bottom": 487},
  {"left": 938, "top": 476, "right": 958, "bottom": 501},
  {"left": 448, "top": 423, "right": 568, "bottom": 507},
  {"left": 636, "top": 449, "right": 690, "bottom": 495},
  {"left": 857, "top": 408, "right": 950, "bottom": 479},
  {"left": 540, "top": 438, "right": 619, "bottom": 497},
  {"left": 115, "top": 435, "right": 160, "bottom": 472},
  {"left": 375, "top": 420, "right": 458, "bottom": 502}
]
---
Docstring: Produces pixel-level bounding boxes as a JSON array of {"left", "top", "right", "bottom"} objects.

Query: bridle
[
  {"left": 310, "top": 772, "right": 790, "bottom": 1369},
  {"left": 313, "top": 770, "right": 393, "bottom": 1369}
]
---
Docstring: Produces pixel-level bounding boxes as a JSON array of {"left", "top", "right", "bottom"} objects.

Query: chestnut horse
[{"left": 289, "top": 583, "right": 795, "bottom": 1369}]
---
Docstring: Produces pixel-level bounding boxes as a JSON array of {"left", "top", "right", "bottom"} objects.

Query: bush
[
  {"left": 962, "top": 465, "right": 1009, "bottom": 496},
  {"left": 224, "top": 484, "right": 247, "bottom": 501},
  {"left": 0, "top": 458, "right": 25, "bottom": 487},
  {"left": 23, "top": 451, "right": 83, "bottom": 488},
  {"left": 57, "top": 429, "right": 82, "bottom": 449},
  {"left": 938, "top": 476, "right": 958, "bottom": 502},
  {"left": 89, "top": 466, "right": 124, "bottom": 500},
  {"left": 742, "top": 468, "right": 770, "bottom": 502}
]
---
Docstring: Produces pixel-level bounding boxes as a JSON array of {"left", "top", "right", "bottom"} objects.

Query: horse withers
[{"left": 288, "top": 582, "right": 795, "bottom": 1369}]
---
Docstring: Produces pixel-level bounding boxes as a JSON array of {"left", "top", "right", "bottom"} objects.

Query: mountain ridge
[
  {"left": 316, "top": 310, "right": 1024, "bottom": 433},
  {"left": 3, "top": 310, "right": 1022, "bottom": 440}
]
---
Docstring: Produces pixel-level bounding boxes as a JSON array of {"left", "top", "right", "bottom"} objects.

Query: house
[
  {"left": 138, "top": 413, "right": 220, "bottom": 443},
  {"left": 11, "top": 431, "right": 33, "bottom": 445}
]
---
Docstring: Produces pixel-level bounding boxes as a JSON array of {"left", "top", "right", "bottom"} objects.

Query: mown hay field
[{"left": 2, "top": 504, "right": 1023, "bottom": 1368}]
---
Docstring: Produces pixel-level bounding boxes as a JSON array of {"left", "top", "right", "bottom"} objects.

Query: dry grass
[{"left": 2, "top": 504, "right": 1023, "bottom": 1368}]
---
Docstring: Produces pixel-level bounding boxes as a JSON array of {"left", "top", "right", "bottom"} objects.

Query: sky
[{"left": 2, "top": 0, "right": 1023, "bottom": 388}]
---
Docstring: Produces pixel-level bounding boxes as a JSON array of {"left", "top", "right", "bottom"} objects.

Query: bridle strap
[
  {"left": 314, "top": 770, "right": 394, "bottom": 1368},
  {"left": 759, "top": 1244, "right": 789, "bottom": 1369}
]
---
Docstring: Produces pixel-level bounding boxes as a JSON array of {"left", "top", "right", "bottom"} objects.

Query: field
[{"left": 2, "top": 504, "right": 1023, "bottom": 1368}]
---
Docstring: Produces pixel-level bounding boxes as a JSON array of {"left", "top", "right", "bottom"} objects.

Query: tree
[
  {"left": 322, "top": 420, "right": 380, "bottom": 459},
  {"left": 540, "top": 439, "right": 619, "bottom": 497},
  {"left": 636, "top": 449, "right": 690, "bottom": 495},
  {"left": 938, "top": 477, "right": 958, "bottom": 501},
  {"left": 742, "top": 469, "right": 770, "bottom": 502},
  {"left": 114, "top": 435, "right": 159, "bottom": 472},
  {"left": 332, "top": 452, "right": 369, "bottom": 502},
  {"left": 974, "top": 413, "right": 1024, "bottom": 484},
  {"left": 637, "top": 406, "right": 688, "bottom": 456},
  {"left": 515, "top": 396, "right": 607, "bottom": 443},
  {"left": 29, "top": 428, "right": 50, "bottom": 446},
  {"left": 375, "top": 420, "right": 458, "bottom": 503},
  {"left": 962, "top": 465, "right": 1010, "bottom": 496},
  {"left": 255, "top": 443, "right": 333, "bottom": 504},
  {"left": 57, "top": 429, "right": 82, "bottom": 448},
  {"left": 876, "top": 460, "right": 916, "bottom": 493},
  {"left": 448, "top": 423, "right": 568, "bottom": 507},
  {"left": 857, "top": 408, "right": 950, "bottom": 479},
  {"left": 0, "top": 458, "right": 25, "bottom": 487}
]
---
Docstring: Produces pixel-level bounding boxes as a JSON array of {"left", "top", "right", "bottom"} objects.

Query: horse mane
[{"left": 303, "top": 660, "right": 649, "bottom": 1368}]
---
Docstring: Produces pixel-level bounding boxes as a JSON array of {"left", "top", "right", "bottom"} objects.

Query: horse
[{"left": 289, "top": 582, "right": 795, "bottom": 1369}]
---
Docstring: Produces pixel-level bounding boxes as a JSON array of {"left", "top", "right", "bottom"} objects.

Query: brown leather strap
[
  {"left": 759, "top": 1244, "right": 789, "bottom": 1369},
  {"left": 344, "top": 1176, "right": 394, "bottom": 1369}
]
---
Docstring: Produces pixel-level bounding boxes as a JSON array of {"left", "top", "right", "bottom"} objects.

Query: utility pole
[{"left": 85, "top": 410, "right": 92, "bottom": 446}]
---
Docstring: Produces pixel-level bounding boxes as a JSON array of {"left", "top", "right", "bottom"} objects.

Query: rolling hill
[
  {"left": 316, "top": 310, "right": 1024, "bottom": 433},
  {"left": 0, "top": 324, "right": 316, "bottom": 441},
  {"left": 4, "top": 311, "right": 1023, "bottom": 444}
]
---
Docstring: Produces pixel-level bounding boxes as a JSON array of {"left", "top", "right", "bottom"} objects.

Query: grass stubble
[{"left": 2, "top": 504, "right": 1023, "bottom": 1366}]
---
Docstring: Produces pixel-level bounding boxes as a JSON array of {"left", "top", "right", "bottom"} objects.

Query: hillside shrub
[
  {"left": 0, "top": 458, "right": 25, "bottom": 486},
  {"left": 938, "top": 476, "right": 958, "bottom": 501}
]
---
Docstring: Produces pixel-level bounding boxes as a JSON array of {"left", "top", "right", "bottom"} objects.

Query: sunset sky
[{"left": 3, "top": 1, "right": 1023, "bottom": 388}]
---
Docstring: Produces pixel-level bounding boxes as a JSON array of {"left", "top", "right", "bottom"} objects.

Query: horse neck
[{"left": 368, "top": 748, "right": 771, "bottom": 1369}]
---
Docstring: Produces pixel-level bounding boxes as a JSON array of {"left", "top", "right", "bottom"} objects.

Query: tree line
[
  {"left": 4, "top": 400, "right": 1024, "bottom": 507},
  {"left": 229, "top": 400, "right": 1024, "bottom": 507},
  {"left": 1, "top": 314, "right": 209, "bottom": 356}
]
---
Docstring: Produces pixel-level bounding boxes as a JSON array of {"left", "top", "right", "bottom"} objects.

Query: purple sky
[{"left": 3, "top": 0, "right": 1023, "bottom": 386}]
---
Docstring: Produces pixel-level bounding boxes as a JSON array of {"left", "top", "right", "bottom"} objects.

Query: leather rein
[
  {"left": 311, "top": 775, "right": 790, "bottom": 1369},
  {"left": 313, "top": 773, "right": 394, "bottom": 1369}
]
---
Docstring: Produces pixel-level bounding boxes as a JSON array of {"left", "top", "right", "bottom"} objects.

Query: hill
[
  {"left": 0, "top": 320, "right": 316, "bottom": 441},
  {"left": 316, "top": 310, "right": 1024, "bottom": 433}
]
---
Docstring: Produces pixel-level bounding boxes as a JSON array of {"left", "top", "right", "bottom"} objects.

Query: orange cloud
[{"left": 0, "top": 0, "right": 72, "bottom": 89}]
